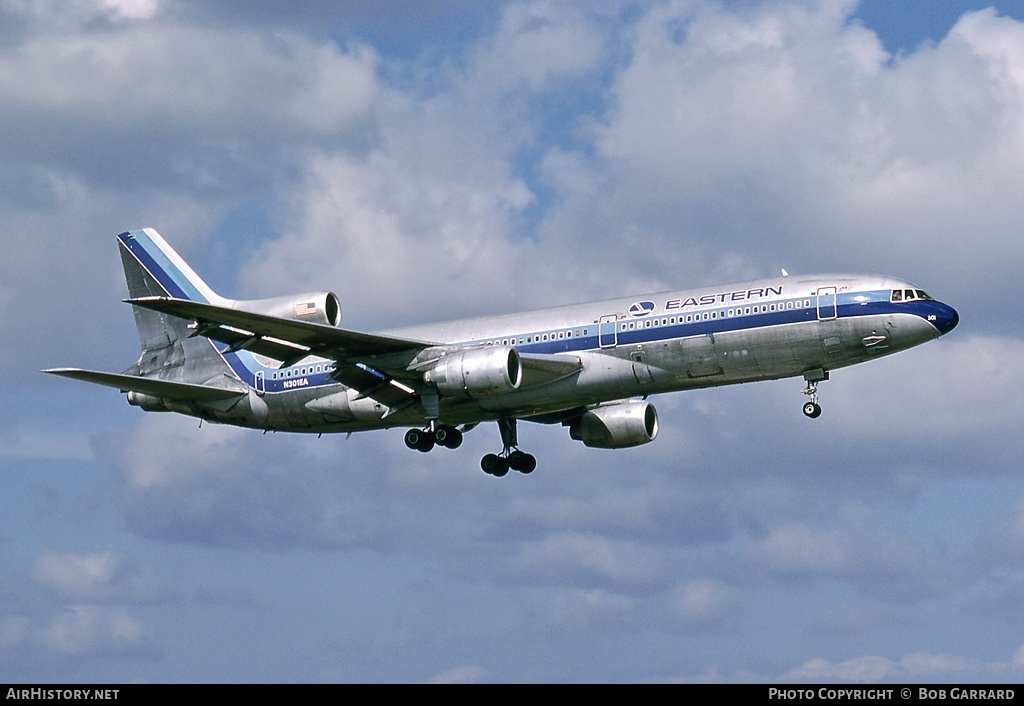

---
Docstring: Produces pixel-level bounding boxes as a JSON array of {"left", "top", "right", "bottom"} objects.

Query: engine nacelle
[
  {"left": 424, "top": 346, "right": 523, "bottom": 398},
  {"left": 127, "top": 390, "right": 170, "bottom": 412},
  {"left": 231, "top": 291, "right": 341, "bottom": 327},
  {"left": 569, "top": 400, "right": 659, "bottom": 449}
]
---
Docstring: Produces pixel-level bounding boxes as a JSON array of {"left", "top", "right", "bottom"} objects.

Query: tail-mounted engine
[
  {"left": 569, "top": 400, "right": 659, "bottom": 449},
  {"left": 424, "top": 346, "right": 523, "bottom": 398},
  {"left": 231, "top": 292, "right": 341, "bottom": 327}
]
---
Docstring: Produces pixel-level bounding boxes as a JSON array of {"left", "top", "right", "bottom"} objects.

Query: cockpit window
[{"left": 891, "top": 289, "right": 934, "bottom": 303}]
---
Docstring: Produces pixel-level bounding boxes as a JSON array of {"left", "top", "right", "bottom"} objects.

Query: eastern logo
[{"left": 629, "top": 301, "right": 656, "bottom": 317}]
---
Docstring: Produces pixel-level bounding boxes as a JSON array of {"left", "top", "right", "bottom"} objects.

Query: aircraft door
[
  {"left": 599, "top": 315, "right": 618, "bottom": 348},
  {"left": 680, "top": 334, "right": 722, "bottom": 378},
  {"left": 630, "top": 349, "right": 655, "bottom": 385},
  {"left": 816, "top": 287, "right": 837, "bottom": 321},
  {"left": 255, "top": 370, "right": 265, "bottom": 396}
]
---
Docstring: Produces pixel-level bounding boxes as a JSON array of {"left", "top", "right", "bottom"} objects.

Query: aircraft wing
[
  {"left": 126, "top": 297, "right": 435, "bottom": 365},
  {"left": 43, "top": 368, "right": 246, "bottom": 401},
  {"left": 123, "top": 297, "right": 585, "bottom": 409}
]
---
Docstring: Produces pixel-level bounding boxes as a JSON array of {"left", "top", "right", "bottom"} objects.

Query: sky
[{"left": 3, "top": 0, "right": 1024, "bottom": 684}]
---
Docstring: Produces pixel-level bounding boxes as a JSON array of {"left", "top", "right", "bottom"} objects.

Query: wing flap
[
  {"left": 43, "top": 368, "right": 246, "bottom": 402},
  {"left": 330, "top": 363, "right": 416, "bottom": 408}
]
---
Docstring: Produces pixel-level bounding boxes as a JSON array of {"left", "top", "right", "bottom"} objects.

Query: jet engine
[
  {"left": 231, "top": 291, "right": 341, "bottom": 327},
  {"left": 569, "top": 400, "right": 659, "bottom": 449},
  {"left": 424, "top": 346, "right": 523, "bottom": 398},
  {"left": 127, "top": 390, "right": 169, "bottom": 412}
]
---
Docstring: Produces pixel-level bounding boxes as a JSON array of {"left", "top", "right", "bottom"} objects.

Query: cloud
[
  {"left": 0, "top": 606, "right": 159, "bottom": 671},
  {"left": 30, "top": 551, "right": 166, "bottom": 604},
  {"left": 2, "top": 0, "right": 160, "bottom": 31},
  {"left": 506, "top": 531, "right": 665, "bottom": 587},
  {"left": 741, "top": 503, "right": 967, "bottom": 600},
  {"left": 0, "top": 430, "right": 93, "bottom": 460},
  {"left": 423, "top": 664, "right": 491, "bottom": 684},
  {"left": 666, "top": 578, "right": 740, "bottom": 629},
  {"left": 34, "top": 605, "right": 157, "bottom": 658},
  {"left": 784, "top": 645, "right": 1024, "bottom": 683},
  {"left": 8, "top": 0, "right": 1024, "bottom": 682},
  {"left": 530, "top": 3, "right": 1024, "bottom": 315},
  {"left": 975, "top": 498, "right": 1024, "bottom": 568}
]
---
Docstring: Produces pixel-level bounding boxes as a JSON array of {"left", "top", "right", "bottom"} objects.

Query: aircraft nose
[{"left": 932, "top": 302, "right": 959, "bottom": 336}]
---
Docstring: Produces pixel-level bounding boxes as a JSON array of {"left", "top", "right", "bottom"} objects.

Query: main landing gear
[
  {"left": 801, "top": 368, "right": 828, "bottom": 419},
  {"left": 404, "top": 424, "right": 464, "bottom": 452},
  {"left": 481, "top": 449, "right": 537, "bottom": 477},
  {"left": 481, "top": 418, "right": 536, "bottom": 477}
]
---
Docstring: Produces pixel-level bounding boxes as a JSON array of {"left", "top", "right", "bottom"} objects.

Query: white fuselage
[{"left": 228, "top": 273, "right": 956, "bottom": 432}]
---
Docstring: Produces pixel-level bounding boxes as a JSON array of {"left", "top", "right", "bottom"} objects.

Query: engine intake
[
  {"left": 424, "top": 346, "right": 523, "bottom": 398},
  {"left": 569, "top": 400, "right": 659, "bottom": 449},
  {"left": 231, "top": 291, "right": 341, "bottom": 327}
]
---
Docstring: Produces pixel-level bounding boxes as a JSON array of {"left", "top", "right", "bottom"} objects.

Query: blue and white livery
[{"left": 45, "top": 228, "right": 959, "bottom": 476}]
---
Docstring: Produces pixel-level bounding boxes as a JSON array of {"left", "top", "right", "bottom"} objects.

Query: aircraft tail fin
[
  {"left": 117, "top": 228, "right": 225, "bottom": 304},
  {"left": 116, "top": 229, "right": 234, "bottom": 379}
]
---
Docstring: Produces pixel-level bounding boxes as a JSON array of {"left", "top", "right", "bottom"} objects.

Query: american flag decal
[{"left": 295, "top": 302, "right": 317, "bottom": 317}]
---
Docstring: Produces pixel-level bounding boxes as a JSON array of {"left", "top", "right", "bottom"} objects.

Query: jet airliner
[{"left": 46, "top": 229, "right": 959, "bottom": 476}]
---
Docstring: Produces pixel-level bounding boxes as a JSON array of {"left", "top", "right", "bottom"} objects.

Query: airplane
[{"left": 45, "top": 228, "right": 959, "bottom": 476}]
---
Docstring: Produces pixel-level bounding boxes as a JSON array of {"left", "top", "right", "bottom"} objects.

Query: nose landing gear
[
  {"left": 802, "top": 398, "right": 822, "bottom": 419},
  {"left": 801, "top": 368, "right": 828, "bottom": 419}
]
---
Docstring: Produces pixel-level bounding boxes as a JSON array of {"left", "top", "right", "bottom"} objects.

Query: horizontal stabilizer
[{"left": 42, "top": 368, "right": 246, "bottom": 402}]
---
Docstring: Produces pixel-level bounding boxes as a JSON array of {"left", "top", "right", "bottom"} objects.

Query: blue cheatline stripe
[
  {"left": 117, "top": 230, "right": 210, "bottom": 303},
  {"left": 460, "top": 291, "right": 936, "bottom": 357},
  {"left": 235, "top": 290, "right": 938, "bottom": 392}
]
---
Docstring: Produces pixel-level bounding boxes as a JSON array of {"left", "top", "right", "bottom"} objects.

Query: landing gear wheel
[
  {"left": 508, "top": 450, "right": 537, "bottom": 474},
  {"left": 481, "top": 419, "right": 537, "bottom": 477},
  {"left": 404, "top": 428, "right": 422, "bottom": 450},
  {"left": 434, "top": 425, "right": 463, "bottom": 449},
  {"left": 801, "top": 371, "right": 827, "bottom": 420},
  {"left": 481, "top": 453, "right": 509, "bottom": 477},
  {"left": 404, "top": 428, "right": 435, "bottom": 452}
]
